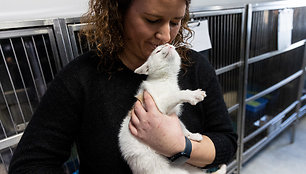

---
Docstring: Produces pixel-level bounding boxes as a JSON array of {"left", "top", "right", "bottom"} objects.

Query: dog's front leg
[
  {"left": 179, "top": 89, "right": 206, "bottom": 105},
  {"left": 165, "top": 89, "right": 206, "bottom": 111},
  {"left": 180, "top": 122, "right": 203, "bottom": 142}
]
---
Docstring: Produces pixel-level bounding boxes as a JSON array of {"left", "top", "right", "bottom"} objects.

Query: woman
[{"left": 9, "top": 0, "right": 237, "bottom": 173}]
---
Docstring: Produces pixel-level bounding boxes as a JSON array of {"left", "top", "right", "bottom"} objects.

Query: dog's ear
[{"left": 134, "top": 64, "right": 149, "bottom": 75}]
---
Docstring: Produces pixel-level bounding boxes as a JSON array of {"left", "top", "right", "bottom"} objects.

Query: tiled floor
[{"left": 241, "top": 116, "right": 306, "bottom": 174}]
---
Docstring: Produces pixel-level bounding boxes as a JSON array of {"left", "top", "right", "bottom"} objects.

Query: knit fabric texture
[{"left": 9, "top": 50, "right": 237, "bottom": 173}]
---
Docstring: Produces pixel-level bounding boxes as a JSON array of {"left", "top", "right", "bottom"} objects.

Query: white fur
[{"left": 118, "top": 44, "right": 226, "bottom": 174}]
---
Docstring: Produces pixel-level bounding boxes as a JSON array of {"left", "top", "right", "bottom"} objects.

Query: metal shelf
[
  {"left": 243, "top": 112, "right": 297, "bottom": 163},
  {"left": 243, "top": 101, "right": 298, "bottom": 143}
]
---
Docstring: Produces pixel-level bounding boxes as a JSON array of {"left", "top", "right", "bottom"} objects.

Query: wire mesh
[
  {"left": 192, "top": 13, "right": 242, "bottom": 70},
  {"left": 73, "top": 30, "right": 95, "bottom": 57},
  {"left": 0, "top": 147, "right": 15, "bottom": 172},
  {"left": 243, "top": 77, "right": 300, "bottom": 144},
  {"left": 218, "top": 68, "right": 240, "bottom": 109},
  {"left": 249, "top": 10, "right": 278, "bottom": 58},
  {"left": 0, "top": 30, "right": 60, "bottom": 172},
  {"left": 247, "top": 46, "right": 304, "bottom": 93},
  {"left": 292, "top": 7, "right": 306, "bottom": 43}
]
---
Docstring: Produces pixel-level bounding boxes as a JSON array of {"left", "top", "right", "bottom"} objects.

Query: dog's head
[{"left": 134, "top": 44, "right": 181, "bottom": 76}]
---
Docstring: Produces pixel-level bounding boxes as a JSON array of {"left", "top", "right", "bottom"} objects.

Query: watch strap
[
  {"left": 183, "top": 136, "right": 192, "bottom": 157},
  {"left": 168, "top": 136, "right": 192, "bottom": 164}
]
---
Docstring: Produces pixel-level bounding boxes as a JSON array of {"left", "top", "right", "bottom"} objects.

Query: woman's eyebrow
[{"left": 144, "top": 12, "right": 184, "bottom": 20}]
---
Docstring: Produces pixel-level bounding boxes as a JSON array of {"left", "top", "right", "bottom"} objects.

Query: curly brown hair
[{"left": 81, "top": 0, "right": 193, "bottom": 72}]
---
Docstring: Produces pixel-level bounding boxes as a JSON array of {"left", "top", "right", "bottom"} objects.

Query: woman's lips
[{"left": 148, "top": 42, "right": 159, "bottom": 51}]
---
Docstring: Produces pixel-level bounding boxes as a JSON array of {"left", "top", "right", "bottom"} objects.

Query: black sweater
[{"left": 9, "top": 50, "right": 237, "bottom": 174}]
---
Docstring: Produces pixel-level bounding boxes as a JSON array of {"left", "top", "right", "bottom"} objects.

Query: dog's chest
[{"left": 139, "top": 80, "right": 180, "bottom": 113}]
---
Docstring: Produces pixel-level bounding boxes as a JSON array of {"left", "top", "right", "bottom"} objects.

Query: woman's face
[{"left": 122, "top": 0, "right": 186, "bottom": 68}]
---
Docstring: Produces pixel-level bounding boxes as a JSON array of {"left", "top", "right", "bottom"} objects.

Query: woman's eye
[
  {"left": 146, "top": 19, "right": 159, "bottom": 24},
  {"left": 170, "top": 22, "right": 179, "bottom": 26},
  {"left": 146, "top": 18, "right": 179, "bottom": 26}
]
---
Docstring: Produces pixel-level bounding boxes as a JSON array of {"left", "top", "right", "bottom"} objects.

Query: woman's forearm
[{"left": 187, "top": 135, "right": 216, "bottom": 167}]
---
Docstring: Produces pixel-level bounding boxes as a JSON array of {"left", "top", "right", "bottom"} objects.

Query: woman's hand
[{"left": 129, "top": 91, "right": 185, "bottom": 157}]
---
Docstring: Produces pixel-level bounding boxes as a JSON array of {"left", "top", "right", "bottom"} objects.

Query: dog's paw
[
  {"left": 186, "top": 133, "right": 203, "bottom": 142},
  {"left": 211, "top": 164, "right": 227, "bottom": 174},
  {"left": 189, "top": 89, "right": 206, "bottom": 105}
]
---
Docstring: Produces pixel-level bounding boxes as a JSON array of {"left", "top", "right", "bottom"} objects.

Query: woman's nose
[{"left": 155, "top": 24, "right": 171, "bottom": 44}]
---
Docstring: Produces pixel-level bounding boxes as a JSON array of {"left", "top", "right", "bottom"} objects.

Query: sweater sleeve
[
  {"left": 8, "top": 76, "right": 82, "bottom": 174},
  {"left": 191, "top": 51, "right": 238, "bottom": 168},
  {"left": 202, "top": 74, "right": 238, "bottom": 168}
]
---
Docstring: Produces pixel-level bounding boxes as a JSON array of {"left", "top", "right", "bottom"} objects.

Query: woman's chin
[{"left": 143, "top": 50, "right": 153, "bottom": 58}]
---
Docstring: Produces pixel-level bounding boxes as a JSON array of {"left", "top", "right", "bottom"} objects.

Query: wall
[
  {"left": 190, "top": 0, "right": 298, "bottom": 11},
  {"left": 0, "top": 0, "right": 296, "bottom": 22},
  {"left": 0, "top": 0, "right": 88, "bottom": 22},
  {"left": 191, "top": 0, "right": 284, "bottom": 6}
]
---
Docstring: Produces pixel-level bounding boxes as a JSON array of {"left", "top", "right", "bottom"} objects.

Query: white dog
[{"left": 118, "top": 44, "right": 226, "bottom": 174}]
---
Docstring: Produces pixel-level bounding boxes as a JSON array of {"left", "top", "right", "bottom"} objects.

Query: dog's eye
[{"left": 156, "top": 49, "right": 162, "bottom": 53}]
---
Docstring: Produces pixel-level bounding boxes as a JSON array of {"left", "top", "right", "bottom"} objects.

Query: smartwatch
[{"left": 168, "top": 136, "right": 192, "bottom": 165}]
